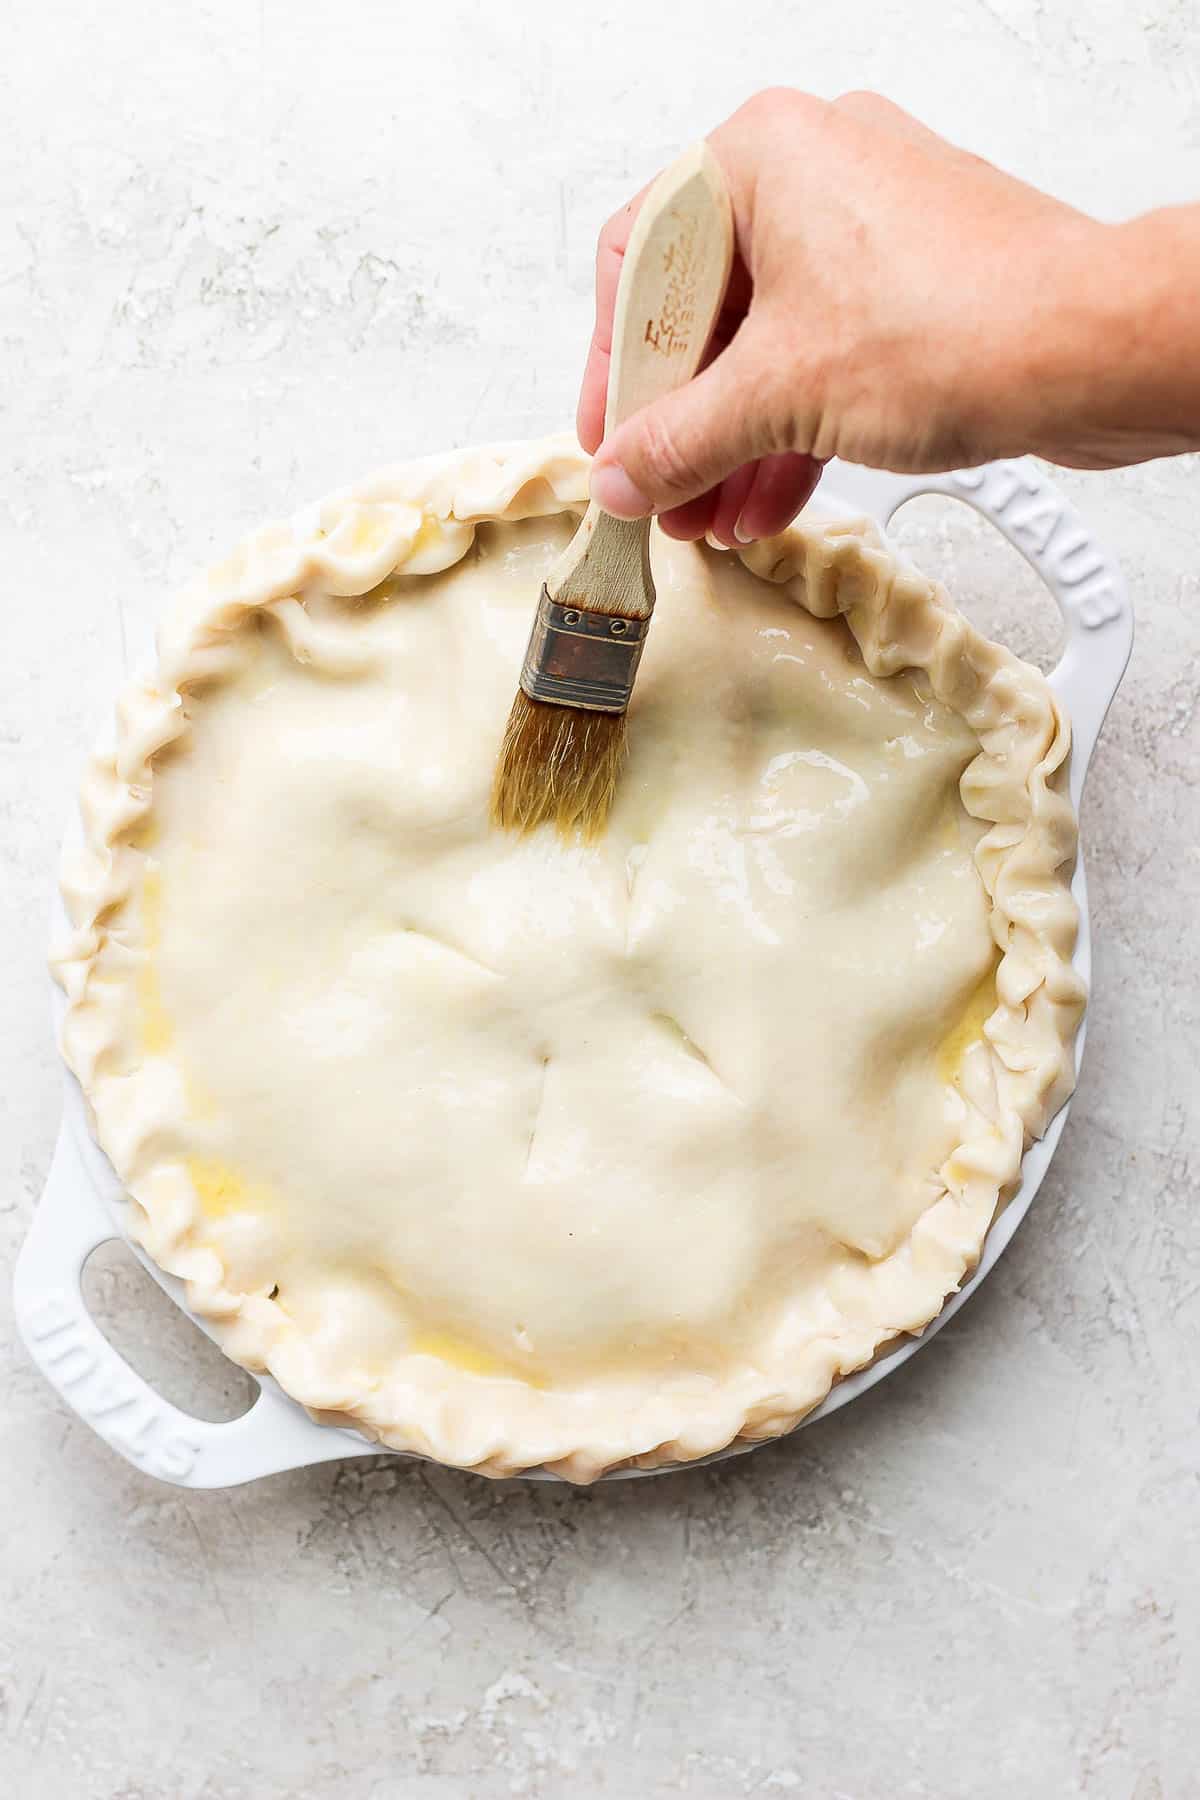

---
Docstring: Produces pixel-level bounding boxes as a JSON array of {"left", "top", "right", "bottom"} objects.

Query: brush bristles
[{"left": 491, "top": 691, "right": 628, "bottom": 842}]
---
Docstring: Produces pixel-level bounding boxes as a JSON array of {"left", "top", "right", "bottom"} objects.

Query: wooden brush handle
[
  {"left": 604, "top": 139, "right": 734, "bottom": 435},
  {"left": 552, "top": 141, "right": 734, "bottom": 620}
]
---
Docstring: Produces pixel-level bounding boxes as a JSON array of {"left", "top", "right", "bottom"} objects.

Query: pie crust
[{"left": 53, "top": 436, "right": 1084, "bottom": 1482}]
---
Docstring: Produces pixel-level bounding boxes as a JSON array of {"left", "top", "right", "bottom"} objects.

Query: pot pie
[{"left": 55, "top": 436, "right": 1083, "bottom": 1483}]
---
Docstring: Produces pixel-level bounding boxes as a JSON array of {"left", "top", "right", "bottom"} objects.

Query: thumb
[{"left": 589, "top": 328, "right": 796, "bottom": 518}]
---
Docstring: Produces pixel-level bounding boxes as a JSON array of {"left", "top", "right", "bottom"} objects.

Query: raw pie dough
[{"left": 55, "top": 436, "right": 1083, "bottom": 1482}]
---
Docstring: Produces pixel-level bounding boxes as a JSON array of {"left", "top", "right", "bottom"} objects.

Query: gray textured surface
[{"left": 2, "top": 2, "right": 1198, "bottom": 1795}]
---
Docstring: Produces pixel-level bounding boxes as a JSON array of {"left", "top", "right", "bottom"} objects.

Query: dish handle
[
  {"left": 13, "top": 1125, "right": 366, "bottom": 1487},
  {"left": 827, "top": 456, "right": 1134, "bottom": 804}
]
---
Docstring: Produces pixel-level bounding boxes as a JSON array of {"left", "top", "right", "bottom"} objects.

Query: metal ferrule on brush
[{"left": 518, "top": 586, "right": 651, "bottom": 714}]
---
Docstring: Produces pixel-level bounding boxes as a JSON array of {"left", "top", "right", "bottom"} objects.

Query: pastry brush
[{"left": 491, "top": 141, "right": 734, "bottom": 840}]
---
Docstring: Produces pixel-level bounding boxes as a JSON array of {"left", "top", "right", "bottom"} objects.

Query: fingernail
[
  {"left": 590, "top": 461, "right": 652, "bottom": 519},
  {"left": 732, "top": 516, "right": 755, "bottom": 543}
]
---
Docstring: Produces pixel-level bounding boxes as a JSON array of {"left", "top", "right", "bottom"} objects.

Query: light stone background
[{"left": 2, "top": 1, "right": 1198, "bottom": 1795}]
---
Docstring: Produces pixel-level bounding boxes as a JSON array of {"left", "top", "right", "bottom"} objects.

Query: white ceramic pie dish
[{"left": 14, "top": 455, "right": 1132, "bottom": 1488}]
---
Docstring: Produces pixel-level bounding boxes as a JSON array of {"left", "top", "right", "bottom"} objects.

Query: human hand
[{"left": 577, "top": 88, "right": 1116, "bottom": 544}]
